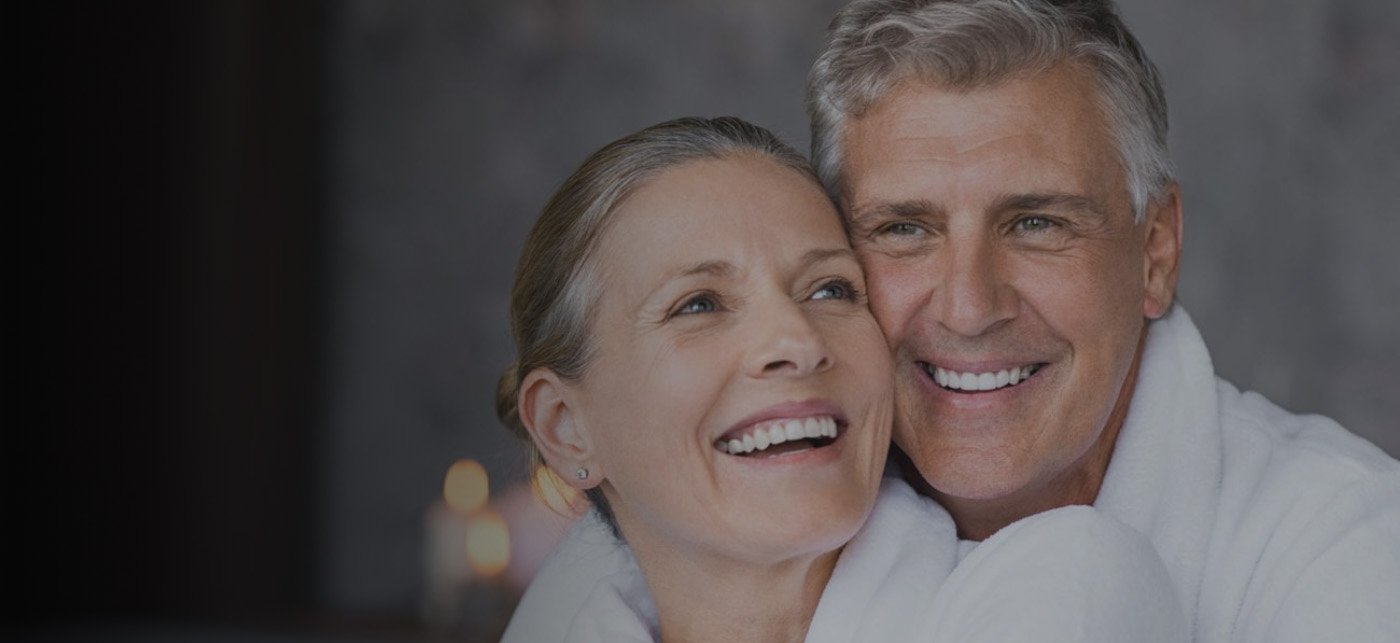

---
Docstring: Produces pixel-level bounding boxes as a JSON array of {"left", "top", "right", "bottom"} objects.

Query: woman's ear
[{"left": 519, "top": 368, "right": 600, "bottom": 490}]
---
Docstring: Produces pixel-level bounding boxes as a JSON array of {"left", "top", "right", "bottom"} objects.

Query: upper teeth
[
  {"left": 715, "top": 416, "right": 838, "bottom": 455},
  {"left": 931, "top": 364, "right": 1040, "bottom": 392}
]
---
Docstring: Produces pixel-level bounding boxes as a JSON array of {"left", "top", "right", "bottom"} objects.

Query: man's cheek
[{"left": 865, "top": 263, "right": 931, "bottom": 339}]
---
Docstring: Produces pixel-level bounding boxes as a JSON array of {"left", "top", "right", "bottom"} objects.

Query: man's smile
[{"left": 920, "top": 361, "right": 1046, "bottom": 393}]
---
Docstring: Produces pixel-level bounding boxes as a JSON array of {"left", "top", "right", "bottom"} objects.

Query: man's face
[{"left": 840, "top": 64, "right": 1180, "bottom": 508}]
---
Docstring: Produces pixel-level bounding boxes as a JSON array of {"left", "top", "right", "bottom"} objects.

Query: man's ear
[
  {"left": 519, "top": 368, "right": 599, "bottom": 490},
  {"left": 1142, "top": 184, "right": 1183, "bottom": 320}
]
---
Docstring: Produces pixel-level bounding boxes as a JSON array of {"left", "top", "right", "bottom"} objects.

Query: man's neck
[
  {"left": 912, "top": 437, "right": 1117, "bottom": 541},
  {"left": 908, "top": 330, "right": 1145, "bottom": 541}
]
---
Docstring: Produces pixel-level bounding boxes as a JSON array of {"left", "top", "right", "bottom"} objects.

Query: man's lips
[{"left": 918, "top": 361, "right": 1046, "bottom": 393}]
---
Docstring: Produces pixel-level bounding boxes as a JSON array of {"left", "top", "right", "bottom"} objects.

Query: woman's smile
[{"left": 714, "top": 399, "right": 845, "bottom": 457}]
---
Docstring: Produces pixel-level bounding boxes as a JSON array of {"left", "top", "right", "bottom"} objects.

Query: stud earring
[{"left": 575, "top": 467, "right": 589, "bottom": 480}]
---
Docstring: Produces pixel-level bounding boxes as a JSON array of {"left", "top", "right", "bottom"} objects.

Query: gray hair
[
  {"left": 808, "top": 0, "right": 1174, "bottom": 219},
  {"left": 497, "top": 116, "right": 815, "bottom": 537}
]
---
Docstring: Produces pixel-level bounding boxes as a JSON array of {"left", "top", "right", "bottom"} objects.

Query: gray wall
[{"left": 320, "top": 0, "right": 1400, "bottom": 613}]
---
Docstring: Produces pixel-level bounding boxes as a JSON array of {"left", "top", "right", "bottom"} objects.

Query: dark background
[
  {"left": 21, "top": 2, "right": 330, "bottom": 639},
  {"left": 17, "top": 1, "right": 1398, "bottom": 641}
]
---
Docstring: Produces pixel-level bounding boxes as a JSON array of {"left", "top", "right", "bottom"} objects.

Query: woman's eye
[
  {"left": 811, "top": 278, "right": 858, "bottom": 301},
  {"left": 674, "top": 294, "right": 718, "bottom": 316},
  {"left": 1014, "top": 215, "right": 1056, "bottom": 232}
]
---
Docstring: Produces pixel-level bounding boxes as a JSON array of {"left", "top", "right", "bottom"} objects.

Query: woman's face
[{"left": 566, "top": 154, "right": 893, "bottom": 565}]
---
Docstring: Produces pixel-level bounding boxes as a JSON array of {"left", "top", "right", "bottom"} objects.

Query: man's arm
[{"left": 923, "top": 506, "right": 1188, "bottom": 642}]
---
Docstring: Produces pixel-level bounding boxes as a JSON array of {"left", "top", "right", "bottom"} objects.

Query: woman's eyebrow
[
  {"left": 672, "top": 260, "right": 735, "bottom": 279},
  {"left": 800, "top": 247, "right": 857, "bottom": 267},
  {"left": 637, "top": 260, "right": 736, "bottom": 310}
]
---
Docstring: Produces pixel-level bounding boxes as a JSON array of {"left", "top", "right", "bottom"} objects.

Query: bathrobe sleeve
[{"left": 924, "top": 506, "right": 1188, "bottom": 643}]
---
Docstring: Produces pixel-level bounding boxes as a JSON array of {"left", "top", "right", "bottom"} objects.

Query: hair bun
[{"left": 495, "top": 361, "right": 525, "bottom": 437}]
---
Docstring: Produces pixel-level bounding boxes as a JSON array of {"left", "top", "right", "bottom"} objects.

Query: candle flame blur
[
  {"left": 532, "top": 464, "right": 581, "bottom": 515},
  {"left": 466, "top": 507, "right": 511, "bottom": 576},
  {"left": 444, "top": 459, "right": 488, "bottom": 513}
]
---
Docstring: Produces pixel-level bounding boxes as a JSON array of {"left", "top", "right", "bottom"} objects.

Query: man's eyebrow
[
  {"left": 991, "top": 192, "right": 1108, "bottom": 218},
  {"left": 846, "top": 199, "right": 940, "bottom": 224}
]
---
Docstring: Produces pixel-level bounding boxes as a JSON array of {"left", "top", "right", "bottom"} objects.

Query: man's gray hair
[{"left": 808, "top": 0, "right": 1174, "bottom": 219}]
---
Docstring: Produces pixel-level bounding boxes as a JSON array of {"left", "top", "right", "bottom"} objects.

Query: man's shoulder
[
  {"left": 1206, "top": 379, "right": 1400, "bottom": 641},
  {"left": 1212, "top": 377, "right": 1397, "bottom": 537},
  {"left": 1215, "top": 377, "right": 1398, "bottom": 487}
]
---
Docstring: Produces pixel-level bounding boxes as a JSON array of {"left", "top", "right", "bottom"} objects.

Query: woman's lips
[
  {"left": 713, "top": 399, "right": 846, "bottom": 457},
  {"left": 715, "top": 415, "right": 839, "bottom": 455}
]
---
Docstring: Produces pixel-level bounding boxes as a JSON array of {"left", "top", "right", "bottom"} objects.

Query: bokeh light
[
  {"left": 443, "top": 459, "right": 489, "bottom": 513},
  {"left": 466, "top": 508, "right": 511, "bottom": 576}
]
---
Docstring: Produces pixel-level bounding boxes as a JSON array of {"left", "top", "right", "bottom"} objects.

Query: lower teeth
[{"left": 724, "top": 436, "right": 835, "bottom": 457}]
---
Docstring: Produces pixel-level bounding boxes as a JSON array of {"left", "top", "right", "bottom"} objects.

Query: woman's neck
[{"left": 629, "top": 536, "right": 839, "bottom": 643}]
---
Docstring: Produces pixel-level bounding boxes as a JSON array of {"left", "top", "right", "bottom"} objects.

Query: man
[
  {"left": 507, "top": 1, "right": 1398, "bottom": 640},
  {"left": 807, "top": 0, "right": 1397, "bottom": 640}
]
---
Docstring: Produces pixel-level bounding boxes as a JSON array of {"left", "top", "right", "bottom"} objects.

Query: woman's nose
[{"left": 745, "top": 302, "right": 832, "bottom": 378}]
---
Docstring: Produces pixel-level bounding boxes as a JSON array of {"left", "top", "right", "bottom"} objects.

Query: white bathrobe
[
  {"left": 503, "top": 307, "right": 1400, "bottom": 642},
  {"left": 1093, "top": 307, "right": 1400, "bottom": 641},
  {"left": 506, "top": 478, "right": 1187, "bottom": 643}
]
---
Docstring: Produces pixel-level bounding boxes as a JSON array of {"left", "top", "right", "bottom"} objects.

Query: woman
[{"left": 496, "top": 117, "right": 1185, "bottom": 642}]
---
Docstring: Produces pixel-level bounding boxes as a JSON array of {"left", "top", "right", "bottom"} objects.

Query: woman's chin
[
  {"left": 711, "top": 489, "right": 876, "bottom": 565},
  {"left": 613, "top": 437, "right": 885, "bottom": 568}
]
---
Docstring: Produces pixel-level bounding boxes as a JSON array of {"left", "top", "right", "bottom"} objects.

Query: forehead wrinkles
[
  {"left": 845, "top": 86, "right": 1121, "bottom": 209},
  {"left": 869, "top": 93, "right": 1086, "bottom": 159},
  {"left": 848, "top": 129, "right": 1084, "bottom": 210},
  {"left": 882, "top": 130, "right": 1062, "bottom": 169}
]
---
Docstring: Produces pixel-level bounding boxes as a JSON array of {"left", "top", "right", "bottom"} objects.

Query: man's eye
[
  {"left": 1014, "top": 216, "right": 1056, "bottom": 232},
  {"left": 674, "top": 294, "right": 718, "bottom": 316},
  {"left": 881, "top": 222, "right": 924, "bottom": 236},
  {"left": 811, "top": 278, "right": 858, "bottom": 301}
]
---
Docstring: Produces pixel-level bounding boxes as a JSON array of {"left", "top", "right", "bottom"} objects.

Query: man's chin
[{"left": 892, "top": 445, "right": 1036, "bottom": 502}]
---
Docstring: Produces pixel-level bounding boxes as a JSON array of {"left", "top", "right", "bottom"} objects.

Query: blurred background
[{"left": 18, "top": 0, "right": 1398, "bottom": 641}]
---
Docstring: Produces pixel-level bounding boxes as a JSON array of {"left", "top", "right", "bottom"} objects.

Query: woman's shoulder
[{"left": 502, "top": 510, "right": 655, "bottom": 643}]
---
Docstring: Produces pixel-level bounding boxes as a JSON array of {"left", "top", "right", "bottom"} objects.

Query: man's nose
[
  {"left": 934, "top": 237, "right": 1018, "bottom": 337},
  {"left": 745, "top": 301, "right": 833, "bottom": 378}
]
